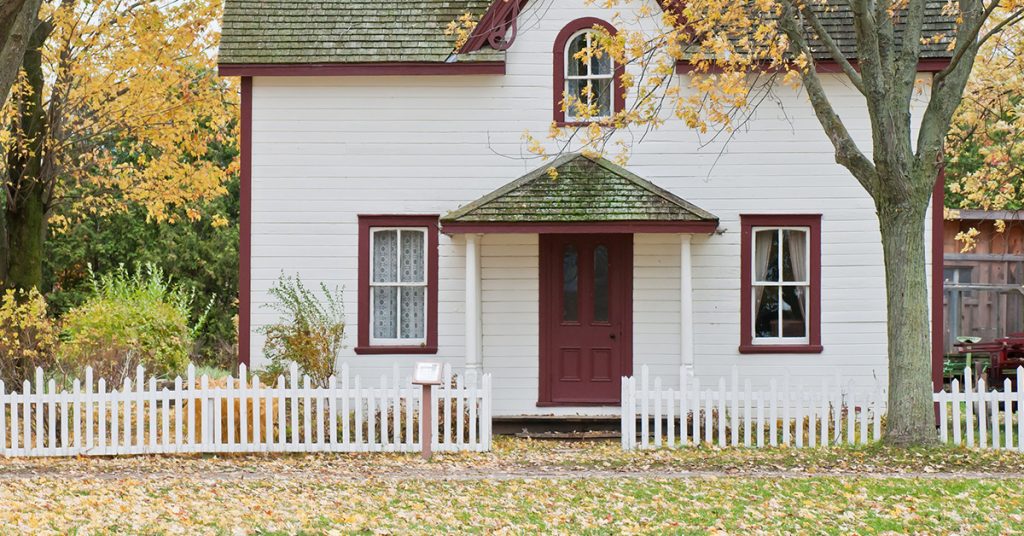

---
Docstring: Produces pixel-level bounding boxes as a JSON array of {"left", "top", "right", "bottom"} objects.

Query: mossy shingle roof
[
  {"left": 441, "top": 154, "right": 718, "bottom": 224},
  {"left": 804, "top": 0, "right": 955, "bottom": 60},
  {"left": 219, "top": 0, "right": 499, "bottom": 65},
  {"left": 219, "top": 0, "right": 955, "bottom": 66}
]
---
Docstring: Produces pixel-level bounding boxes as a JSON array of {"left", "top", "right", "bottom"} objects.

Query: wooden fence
[
  {"left": 621, "top": 366, "right": 885, "bottom": 450},
  {"left": 623, "top": 365, "right": 1024, "bottom": 450},
  {"left": 0, "top": 363, "right": 491, "bottom": 457}
]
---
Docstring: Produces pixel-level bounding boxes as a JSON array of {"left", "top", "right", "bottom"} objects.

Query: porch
[{"left": 439, "top": 154, "right": 719, "bottom": 415}]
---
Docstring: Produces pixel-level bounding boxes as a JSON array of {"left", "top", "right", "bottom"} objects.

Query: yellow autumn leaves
[{"left": 0, "top": 0, "right": 236, "bottom": 230}]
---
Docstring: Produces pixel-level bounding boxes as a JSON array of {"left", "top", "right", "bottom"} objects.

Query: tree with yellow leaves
[
  {"left": 946, "top": 13, "right": 1023, "bottom": 250},
  {"left": 1, "top": 0, "right": 236, "bottom": 293},
  {"left": 526, "top": 0, "right": 1024, "bottom": 444}
]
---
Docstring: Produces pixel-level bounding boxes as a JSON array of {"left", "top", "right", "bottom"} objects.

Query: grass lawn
[{"left": 1, "top": 439, "right": 1023, "bottom": 534}]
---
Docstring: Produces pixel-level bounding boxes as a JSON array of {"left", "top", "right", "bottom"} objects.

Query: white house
[{"left": 218, "top": 0, "right": 951, "bottom": 417}]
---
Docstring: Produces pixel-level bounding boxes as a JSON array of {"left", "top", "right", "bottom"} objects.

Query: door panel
[{"left": 539, "top": 234, "right": 633, "bottom": 405}]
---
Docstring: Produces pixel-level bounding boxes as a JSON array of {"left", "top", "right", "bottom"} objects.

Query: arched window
[{"left": 553, "top": 18, "right": 624, "bottom": 125}]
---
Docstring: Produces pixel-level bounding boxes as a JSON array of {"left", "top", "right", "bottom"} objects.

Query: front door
[{"left": 539, "top": 234, "right": 633, "bottom": 405}]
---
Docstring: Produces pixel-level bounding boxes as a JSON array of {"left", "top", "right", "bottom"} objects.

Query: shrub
[
  {"left": 261, "top": 274, "right": 345, "bottom": 387},
  {"left": 60, "top": 264, "right": 203, "bottom": 383},
  {"left": 0, "top": 288, "right": 59, "bottom": 388}
]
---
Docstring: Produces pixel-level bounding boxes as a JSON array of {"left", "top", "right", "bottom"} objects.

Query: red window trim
[
  {"left": 356, "top": 215, "right": 440, "bottom": 355},
  {"left": 552, "top": 18, "right": 627, "bottom": 126},
  {"left": 739, "top": 214, "right": 823, "bottom": 354}
]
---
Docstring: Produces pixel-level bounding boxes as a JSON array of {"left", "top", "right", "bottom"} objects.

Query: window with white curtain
[
  {"left": 751, "top": 227, "right": 810, "bottom": 343},
  {"left": 370, "top": 227, "right": 427, "bottom": 344}
]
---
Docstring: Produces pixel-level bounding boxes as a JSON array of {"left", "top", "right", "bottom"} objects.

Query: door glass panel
[
  {"left": 563, "top": 245, "right": 578, "bottom": 322},
  {"left": 594, "top": 245, "right": 609, "bottom": 322}
]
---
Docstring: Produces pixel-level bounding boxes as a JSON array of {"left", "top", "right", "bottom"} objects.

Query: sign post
[{"left": 412, "top": 362, "right": 443, "bottom": 460}]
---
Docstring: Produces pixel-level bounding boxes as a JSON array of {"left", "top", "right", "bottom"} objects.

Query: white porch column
[
  {"left": 680, "top": 234, "right": 695, "bottom": 376},
  {"left": 465, "top": 234, "right": 483, "bottom": 376}
]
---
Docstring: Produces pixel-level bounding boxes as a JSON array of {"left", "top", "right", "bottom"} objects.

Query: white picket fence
[
  {"left": 623, "top": 365, "right": 1024, "bottom": 450},
  {"left": 621, "top": 366, "right": 886, "bottom": 450},
  {"left": 0, "top": 362, "right": 491, "bottom": 457},
  {"left": 935, "top": 366, "right": 1024, "bottom": 450}
]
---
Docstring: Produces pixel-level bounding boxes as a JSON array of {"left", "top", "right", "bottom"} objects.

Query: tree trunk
[
  {"left": 2, "top": 16, "right": 48, "bottom": 292},
  {"left": 877, "top": 195, "right": 936, "bottom": 445},
  {"left": 0, "top": 0, "right": 42, "bottom": 106},
  {"left": 0, "top": 185, "right": 7, "bottom": 284},
  {"left": 4, "top": 182, "right": 44, "bottom": 292}
]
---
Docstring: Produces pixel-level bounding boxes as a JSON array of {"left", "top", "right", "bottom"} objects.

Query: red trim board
[
  {"left": 238, "top": 76, "right": 252, "bottom": 367},
  {"left": 442, "top": 220, "right": 718, "bottom": 234},
  {"left": 932, "top": 168, "right": 945, "bottom": 394},
  {"left": 677, "top": 58, "right": 951, "bottom": 75},
  {"left": 218, "top": 62, "right": 505, "bottom": 77}
]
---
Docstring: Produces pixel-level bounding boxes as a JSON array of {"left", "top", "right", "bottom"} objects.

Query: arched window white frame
[{"left": 564, "top": 30, "right": 614, "bottom": 121}]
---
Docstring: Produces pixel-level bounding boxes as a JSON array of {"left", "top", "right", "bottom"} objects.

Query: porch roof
[{"left": 440, "top": 153, "right": 719, "bottom": 233}]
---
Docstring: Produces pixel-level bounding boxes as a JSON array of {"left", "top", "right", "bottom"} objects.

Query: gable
[{"left": 441, "top": 153, "right": 719, "bottom": 230}]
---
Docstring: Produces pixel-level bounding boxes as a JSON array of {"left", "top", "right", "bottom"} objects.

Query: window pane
[
  {"left": 754, "top": 286, "right": 779, "bottom": 338},
  {"left": 372, "top": 230, "right": 398, "bottom": 283},
  {"left": 593, "top": 78, "right": 612, "bottom": 117},
  {"left": 372, "top": 286, "right": 398, "bottom": 339},
  {"left": 400, "top": 286, "right": 426, "bottom": 339},
  {"left": 591, "top": 48, "right": 612, "bottom": 75},
  {"left": 400, "top": 230, "right": 425, "bottom": 283},
  {"left": 782, "top": 229, "right": 807, "bottom": 283},
  {"left": 781, "top": 286, "right": 807, "bottom": 338},
  {"left": 594, "top": 245, "right": 609, "bottom": 322},
  {"left": 563, "top": 245, "right": 578, "bottom": 322},
  {"left": 566, "top": 33, "right": 588, "bottom": 77},
  {"left": 753, "top": 229, "right": 779, "bottom": 282},
  {"left": 565, "top": 79, "right": 587, "bottom": 118}
]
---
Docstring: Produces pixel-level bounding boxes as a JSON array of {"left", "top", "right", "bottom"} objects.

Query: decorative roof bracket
[{"left": 460, "top": 0, "right": 528, "bottom": 53}]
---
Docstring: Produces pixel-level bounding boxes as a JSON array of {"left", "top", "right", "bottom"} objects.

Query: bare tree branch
[
  {"left": 894, "top": 0, "right": 928, "bottom": 99},
  {"left": 793, "top": 0, "right": 865, "bottom": 94},
  {"left": 0, "top": 0, "right": 43, "bottom": 106},
  {"left": 777, "top": 2, "right": 879, "bottom": 194},
  {"left": 935, "top": 0, "right": 1000, "bottom": 84}
]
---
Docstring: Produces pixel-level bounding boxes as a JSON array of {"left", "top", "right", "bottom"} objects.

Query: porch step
[{"left": 514, "top": 430, "right": 622, "bottom": 440}]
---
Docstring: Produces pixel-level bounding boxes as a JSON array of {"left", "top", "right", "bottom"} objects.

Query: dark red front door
[{"left": 539, "top": 234, "right": 633, "bottom": 405}]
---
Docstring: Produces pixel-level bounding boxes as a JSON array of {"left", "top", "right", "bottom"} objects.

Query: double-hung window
[
  {"left": 357, "top": 216, "right": 438, "bottom": 354},
  {"left": 740, "top": 215, "right": 822, "bottom": 353}
]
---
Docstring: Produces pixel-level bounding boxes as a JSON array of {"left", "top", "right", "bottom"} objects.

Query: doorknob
[{"left": 610, "top": 333, "right": 617, "bottom": 340}]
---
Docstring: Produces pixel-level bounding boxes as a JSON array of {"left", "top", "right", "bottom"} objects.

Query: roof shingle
[
  {"left": 441, "top": 154, "right": 719, "bottom": 225},
  {"left": 219, "top": 0, "right": 498, "bottom": 65}
]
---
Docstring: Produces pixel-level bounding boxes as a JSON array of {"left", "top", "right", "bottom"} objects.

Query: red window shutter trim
[
  {"left": 739, "top": 214, "right": 823, "bottom": 354},
  {"left": 356, "top": 215, "right": 440, "bottom": 355}
]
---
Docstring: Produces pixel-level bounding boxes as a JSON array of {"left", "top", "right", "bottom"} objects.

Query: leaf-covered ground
[{"left": 2, "top": 438, "right": 1023, "bottom": 534}]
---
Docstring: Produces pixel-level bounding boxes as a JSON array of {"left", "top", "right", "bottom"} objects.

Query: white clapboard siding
[
  {"left": 246, "top": 0, "right": 936, "bottom": 418},
  {"left": 0, "top": 364, "right": 491, "bottom": 457},
  {"left": 622, "top": 365, "right": 886, "bottom": 450},
  {"left": 625, "top": 365, "right": 1024, "bottom": 451}
]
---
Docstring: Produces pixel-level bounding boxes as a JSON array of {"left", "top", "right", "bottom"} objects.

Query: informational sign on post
[{"left": 413, "top": 362, "right": 443, "bottom": 386}]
